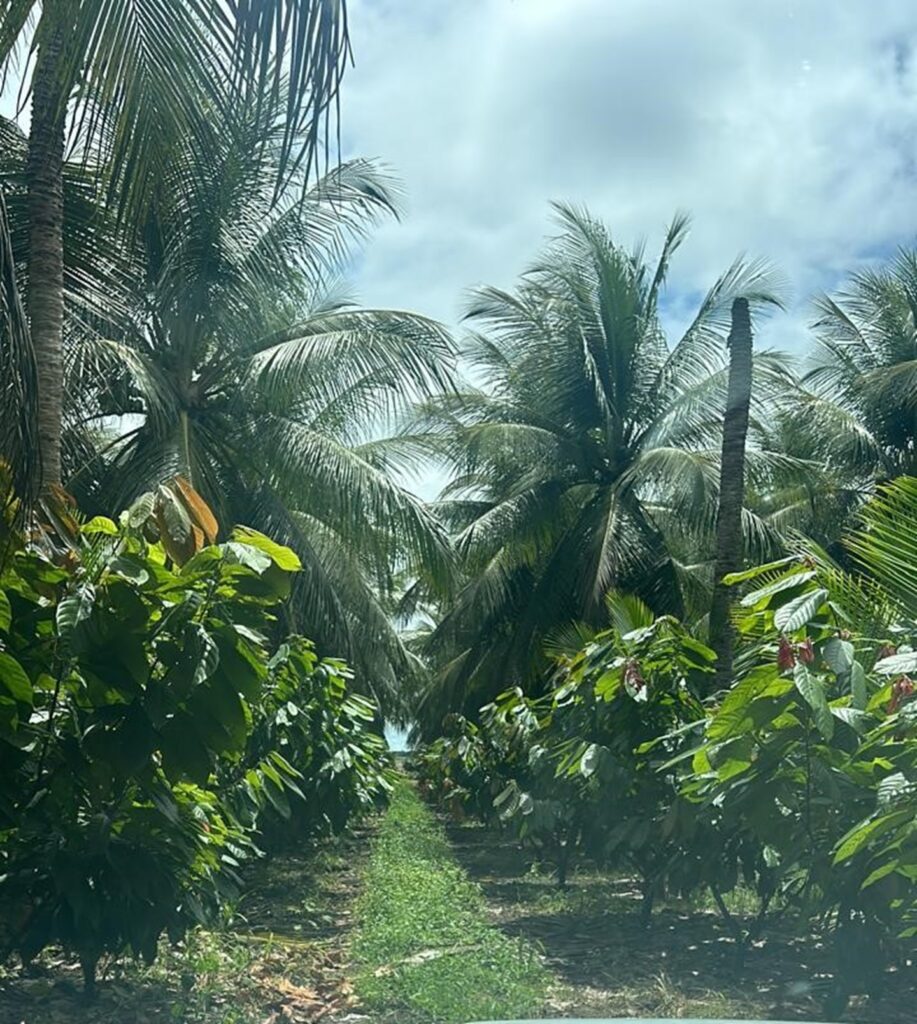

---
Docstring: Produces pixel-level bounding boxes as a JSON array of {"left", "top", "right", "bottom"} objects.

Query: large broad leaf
[
  {"left": 774, "top": 588, "right": 828, "bottom": 632},
  {"left": 834, "top": 808, "right": 913, "bottom": 863},
  {"left": 707, "top": 667, "right": 793, "bottom": 742},
  {"left": 230, "top": 527, "right": 302, "bottom": 572},
  {"left": 741, "top": 570, "right": 817, "bottom": 608},
  {"left": 56, "top": 584, "right": 96, "bottom": 644},
  {"left": 155, "top": 485, "right": 196, "bottom": 565},
  {"left": 171, "top": 476, "right": 219, "bottom": 544},
  {"left": 822, "top": 637, "right": 855, "bottom": 675},
  {"left": 873, "top": 650, "right": 917, "bottom": 675},
  {"left": 0, "top": 652, "right": 31, "bottom": 704},
  {"left": 793, "top": 663, "right": 833, "bottom": 740},
  {"left": 850, "top": 660, "right": 868, "bottom": 709}
]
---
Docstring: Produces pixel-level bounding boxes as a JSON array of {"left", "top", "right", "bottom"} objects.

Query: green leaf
[
  {"left": 220, "top": 542, "right": 272, "bottom": 574},
  {"left": 0, "top": 652, "right": 31, "bottom": 704},
  {"left": 873, "top": 651, "right": 917, "bottom": 675},
  {"left": 723, "top": 556, "right": 798, "bottom": 585},
  {"left": 834, "top": 809, "right": 913, "bottom": 863},
  {"left": 740, "top": 570, "right": 817, "bottom": 607},
  {"left": 127, "top": 491, "right": 156, "bottom": 528},
  {"left": 0, "top": 590, "right": 10, "bottom": 633},
  {"left": 580, "top": 743, "right": 600, "bottom": 778},
  {"left": 83, "top": 516, "right": 118, "bottom": 536},
  {"left": 230, "top": 527, "right": 302, "bottom": 572},
  {"left": 188, "top": 625, "right": 220, "bottom": 687},
  {"left": 822, "top": 637, "right": 854, "bottom": 675},
  {"left": 831, "top": 706, "right": 868, "bottom": 733},
  {"left": 793, "top": 663, "right": 833, "bottom": 740},
  {"left": 850, "top": 660, "right": 868, "bottom": 710},
  {"left": 56, "top": 584, "right": 96, "bottom": 643},
  {"left": 773, "top": 588, "right": 828, "bottom": 633},
  {"left": 862, "top": 859, "right": 900, "bottom": 889}
]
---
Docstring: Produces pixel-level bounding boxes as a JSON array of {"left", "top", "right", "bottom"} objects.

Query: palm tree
[
  {"left": 409, "top": 205, "right": 785, "bottom": 731},
  {"left": 0, "top": 0, "right": 352, "bottom": 492},
  {"left": 709, "top": 298, "right": 753, "bottom": 690},
  {"left": 802, "top": 250, "right": 917, "bottom": 483},
  {"left": 64, "top": 94, "right": 455, "bottom": 710}
]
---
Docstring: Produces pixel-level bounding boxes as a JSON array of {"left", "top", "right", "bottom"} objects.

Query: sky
[{"left": 339, "top": 0, "right": 917, "bottom": 356}]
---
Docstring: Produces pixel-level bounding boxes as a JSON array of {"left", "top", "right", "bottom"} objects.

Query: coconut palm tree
[
  {"left": 709, "top": 297, "right": 753, "bottom": 690},
  {"left": 63, "top": 93, "right": 456, "bottom": 710},
  {"left": 802, "top": 250, "right": 917, "bottom": 482},
  {"left": 408, "top": 205, "right": 787, "bottom": 731},
  {"left": 0, "top": 0, "right": 351, "bottom": 492}
]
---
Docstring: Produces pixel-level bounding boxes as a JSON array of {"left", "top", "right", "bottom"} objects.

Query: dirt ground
[
  {"left": 0, "top": 828, "right": 373, "bottom": 1024},
  {"left": 4, "top": 811, "right": 915, "bottom": 1024},
  {"left": 447, "top": 819, "right": 916, "bottom": 1024}
]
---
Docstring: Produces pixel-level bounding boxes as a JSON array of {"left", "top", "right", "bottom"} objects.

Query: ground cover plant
[{"left": 351, "top": 781, "right": 549, "bottom": 1024}]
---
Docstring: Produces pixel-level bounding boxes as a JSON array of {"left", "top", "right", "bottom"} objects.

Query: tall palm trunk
[
  {"left": 709, "top": 298, "right": 753, "bottom": 690},
  {"left": 26, "top": 19, "right": 67, "bottom": 492}
]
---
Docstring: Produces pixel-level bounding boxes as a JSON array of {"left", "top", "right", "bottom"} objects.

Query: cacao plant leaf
[
  {"left": 793, "top": 663, "right": 833, "bottom": 739},
  {"left": 834, "top": 809, "right": 912, "bottom": 863},
  {"left": 155, "top": 486, "right": 195, "bottom": 565},
  {"left": 850, "top": 660, "right": 868, "bottom": 709},
  {"left": 0, "top": 651, "right": 31, "bottom": 704},
  {"left": 231, "top": 526, "right": 301, "bottom": 572},
  {"left": 127, "top": 491, "right": 156, "bottom": 529},
  {"left": 56, "top": 584, "right": 96, "bottom": 644},
  {"left": 873, "top": 650, "right": 917, "bottom": 675},
  {"left": 774, "top": 588, "right": 828, "bottom": 632},
  {"left": 82, "top": 516, "right": 118, "bottom": 536},
  {"left": 822, "top": 637, "right": 854, "bottom": 675},
  {"left": 171, "top": 476, "right": 219, "bottom": 544}
]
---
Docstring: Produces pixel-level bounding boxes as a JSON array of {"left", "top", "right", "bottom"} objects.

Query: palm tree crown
[
  {"left": 66, "top": 95, "right": 456, "bottom": 710},
  {"left": 411, "top": 204, "right": 784, "bottom": 730},
  {"left": 805, "top": 250, "right": 917, "bottom": 481}
]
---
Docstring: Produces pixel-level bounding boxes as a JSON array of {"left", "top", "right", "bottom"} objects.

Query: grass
[{"left": 351, "top": 782, "right": 550, "bottom": 1023}]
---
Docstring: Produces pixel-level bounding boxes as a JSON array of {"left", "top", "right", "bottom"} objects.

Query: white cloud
[{"left": 340, "top": 0, "right": 917, "bottom": 356}]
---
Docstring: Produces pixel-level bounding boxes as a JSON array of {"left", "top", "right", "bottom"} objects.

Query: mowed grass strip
[{"left": 351, "top": 782, "right": 549, "bottom": 1023}]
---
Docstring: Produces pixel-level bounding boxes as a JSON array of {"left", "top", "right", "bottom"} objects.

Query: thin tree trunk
[
  {"left": 27, "top": 18, "right": 68, "bottom": 492},
  {"left": 709, "top": 298, "right": 753, "bottom": 691}
]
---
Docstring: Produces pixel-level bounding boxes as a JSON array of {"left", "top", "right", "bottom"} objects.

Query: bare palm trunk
[
  {"left": 709, "top": 298, "right": 753, "bottom": 691},
  {"left": 27, "top": 20, "right": 67, "bottom": 492}
]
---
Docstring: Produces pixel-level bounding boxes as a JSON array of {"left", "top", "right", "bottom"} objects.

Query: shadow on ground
[
  {"left": 0, "top": 828, "right": 373, "bottom": 1024},
  {"left": 447, "top": 819, "right": 915, "bottom": 1023}
]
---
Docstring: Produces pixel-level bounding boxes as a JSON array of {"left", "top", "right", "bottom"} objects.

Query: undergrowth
[{"left": 352, "top": 782, "right": 549, "bottom": 1023}]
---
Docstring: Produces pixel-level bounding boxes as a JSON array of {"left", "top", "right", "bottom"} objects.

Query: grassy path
[{"left": 349, "top": 783, "right": 549, "bottom": 1024}]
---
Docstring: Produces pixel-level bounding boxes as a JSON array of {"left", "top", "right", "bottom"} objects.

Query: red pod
[
  {"left": 797, "top": 638, "right": 815, "bottom": 664},
  {"left": 624, "top": 658, "right": 645, "bottom": 693},
  {"left": 887, "top": 675, "right": 915, "bottom": 714},
  {"left": 777, "top": 636, "right": 796, "bottom": 672}
]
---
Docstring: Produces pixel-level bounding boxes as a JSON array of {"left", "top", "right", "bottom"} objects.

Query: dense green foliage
[
  {"left": 418, "top": 479, "right": 917, "bottom": 1016},
  {"left": 353, "top": 782, "right": 548, "bottom": 1024},
  {"left": 0, "top": 486, "right": 390, "bottom": 990},
  {"left": 409, "top": 206, "right": 798, "bottom": 731},
  {"left": 3, "top": 2, "right": 917, "bottom": 1014}
]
